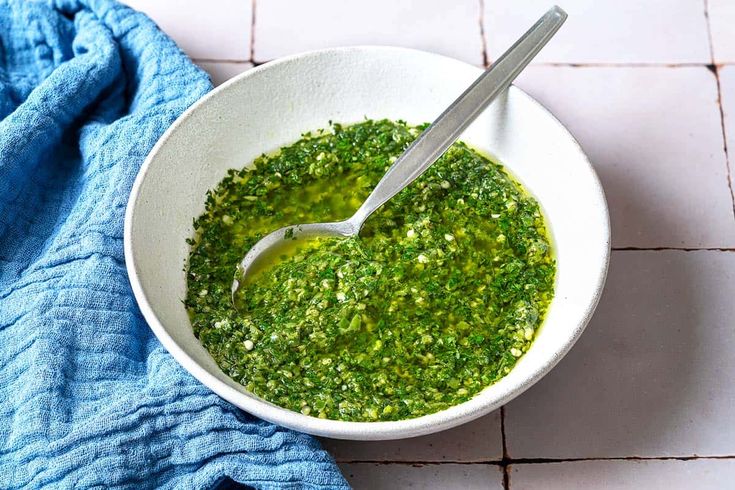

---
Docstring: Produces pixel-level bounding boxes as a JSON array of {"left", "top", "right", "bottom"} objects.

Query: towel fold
[{"left": 0, "top": 0, "right": 347, "bottom": 488}]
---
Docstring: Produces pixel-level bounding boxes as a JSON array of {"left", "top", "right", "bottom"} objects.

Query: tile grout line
[
  {"left": 336, "top": 460, "right": 503, "bottom": 465},
  {"left": 716, "top": 80, "right": 735, "bottom": 227},
  {"left": 249, "top": 0, "right": 256, "bottom": 63},
  {"left": 703, "top": 0, "right": 716, "bottom": 63},
  {"left": 190, "top": 59, "right": 735, "bottom": 68},
  {"left": 703, "top": 0, "right": 735, "bottom": 225},
  {"left": 508, "top": 455, "right": 735, "bottom": 464},
  {"left": 336, "top": 455, "right": 735, "bottom": 465},
  {"left": 500, "top": 406, "right": 510, "bottom": 489},
  {"left": 192, "top": 59, "right": 253, "bottom": 64},
  {"left": 478, "top": 0, "right": 489, "bottom": 67},
  {"left": 533, "top": 62, "right": 712, "bottom": 68},
  {"left": 612, "top": 246, "right": 735, "bottom": 252}
]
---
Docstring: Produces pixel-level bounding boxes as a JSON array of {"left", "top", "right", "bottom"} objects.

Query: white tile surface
[
  {"left": 719, "top": 66, "right": 735, "bottom": 206},
  {"left": 505, "top": 250, "right": 735, "bottom": 459},
  {"left": 483, "top": 0, "right": 711, "bottom": 64},
  {"left": 122, "top": 0, "right": 252, "bottom": 60},
  {"left": 254, "top": 0, "right": 484, "bottom": 65},
  {"left": 322, "top": 411, "right": 502, "bottom": 462},
  {"left": 339, "top": 463, "right": 504, "bottom": 489},
  {"left": 708, "top": 0, "right": 735, "bottom": 63},
  {"left": 509, "top": 459, "right": 735, "bottom": 490},
  {"left": 195, "top": 61, "right": 253, "bottom": 87},
  {"left": 515, "top": 66, "right": 735, "bottom": 248}
]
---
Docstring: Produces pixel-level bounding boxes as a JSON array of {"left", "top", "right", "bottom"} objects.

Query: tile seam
[
  {"left": 612, "top": 247, "right": 735, "bottom": 252},
  {"left": 531, "top": 62, "right": 712, "bottom": 68},
  {"left": 192, "top": 58, "right": 253, "bottom": 64},
  {"left": 250, "top": 0, "right": 256, "bottom": 62},
  {"left": 500, "top": 406, "right": 510, "bottom": 489},
  {"left": 194, "top": 59, "right": 735, "bottom": 68},
  {"left": 703, "top": 0, "right": 735, "bottom": 226},
  {"left": 336, "top": 455, "right": 735, "bottom": 465},
  {"left": 478, "top": 0, "right": 489, "bottom": 67}
]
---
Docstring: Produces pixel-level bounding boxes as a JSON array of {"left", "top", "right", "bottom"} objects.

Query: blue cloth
[{"left": 0, "top": 0, "right": 348, "bottom": 488}]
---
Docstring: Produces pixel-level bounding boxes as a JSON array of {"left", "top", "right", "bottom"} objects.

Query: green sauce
[{"left": 185, "top": 120, "right": 555, "bottom": 421}]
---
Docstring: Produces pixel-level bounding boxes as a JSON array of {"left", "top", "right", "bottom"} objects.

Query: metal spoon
[{"left": 232, "top": 6, "right": 567, "bottom": 300}]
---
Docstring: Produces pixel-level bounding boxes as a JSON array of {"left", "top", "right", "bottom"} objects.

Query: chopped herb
[{"left": 185, "top": 119, "right": 555, "bottom": 422}]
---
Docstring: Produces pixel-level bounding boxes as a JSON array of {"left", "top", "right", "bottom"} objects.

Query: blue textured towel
[{"left": 0, "top": 0, "right": 348, "bottom": 488}]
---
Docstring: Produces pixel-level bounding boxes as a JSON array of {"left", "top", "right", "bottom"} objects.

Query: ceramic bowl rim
[{"left": 124, "top": 45, "right": 610, "bottom": 440}]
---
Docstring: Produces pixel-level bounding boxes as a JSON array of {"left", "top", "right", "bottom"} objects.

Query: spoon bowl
[{"left": 232, "top": 220, "right": 357, "bottom": 299}]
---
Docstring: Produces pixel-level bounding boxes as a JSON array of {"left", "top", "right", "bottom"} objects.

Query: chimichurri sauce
[{"left": 185, "top": 120, "right": 555, "bottom": 421}]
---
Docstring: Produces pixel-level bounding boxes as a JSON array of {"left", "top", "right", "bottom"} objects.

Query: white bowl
[{"left": 124, "top": 46, "right": 610, "bottom": 440}]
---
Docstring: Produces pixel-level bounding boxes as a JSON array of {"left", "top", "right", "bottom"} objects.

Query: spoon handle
[{"left": 348, "top": 6, "right": 567, "bottom": 229}]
